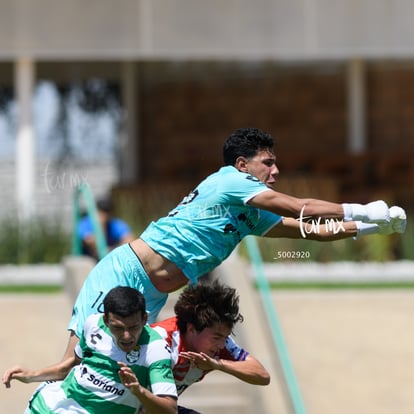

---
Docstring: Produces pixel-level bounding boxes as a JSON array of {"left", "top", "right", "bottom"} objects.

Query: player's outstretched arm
[
  {"left": 265, "top": 217, "right": 357, "bottom": 240},
  {"left": 180, "top": 352, "right": 270, "bottom": 386},
  {"left": 249, "top": 190, "right": 390, "bottom": 224},
  {"left": 2, "top": 355, "right": 79, "bottom": 388},
  {"left": 265, "top": 205, "right": 407, "bottom": 240},
  {"left": 217, "top": 354, "right": 270, "bottom": 386}
]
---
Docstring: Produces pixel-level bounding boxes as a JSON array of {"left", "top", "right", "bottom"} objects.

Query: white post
[
  {"left": 347, "top": 59, "right": 367, "bottom": 154},
  {"left": 15, "top": 58, "right": 36, "bottom": 221}
]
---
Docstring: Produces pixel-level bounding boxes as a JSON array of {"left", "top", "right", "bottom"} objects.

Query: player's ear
[
  {"left": 235, "top": 156, "right": 249, "bottom": 172},
  {"left": 187, "top": 323, "right": 197, "bottom": 335},
  {"left": 142, "top": 312, "right": 148, "bottom": 325}
]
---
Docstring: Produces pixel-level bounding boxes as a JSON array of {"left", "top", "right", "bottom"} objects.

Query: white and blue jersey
[{"left": 141, "top": 166, "right": 282, "bottom": 283}]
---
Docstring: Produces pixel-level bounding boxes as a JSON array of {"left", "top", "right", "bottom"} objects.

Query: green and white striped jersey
[{"left": 26, "top": 313, "right": 177, "bottom": 413}]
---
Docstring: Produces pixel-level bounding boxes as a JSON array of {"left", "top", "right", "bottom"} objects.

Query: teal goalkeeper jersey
[
  {"left": 140, "top": 166, "right": 282, "bottom": 283},
  {"left": 27, "top": 314, "right": 176, "bottom": 414}
]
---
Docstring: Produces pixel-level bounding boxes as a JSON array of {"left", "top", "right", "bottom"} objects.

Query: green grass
[
  {"left": 0, "top": 285, "right": 63, "bottom": 293},
  {"left": 2, "top": 281, "right": 412, "bottom": 294},
  {"left": 2, "top": 282, "right": 413, "bottom": 294},
  {"left": 266, "top": 281, "right": 414, "bottom": 290}
]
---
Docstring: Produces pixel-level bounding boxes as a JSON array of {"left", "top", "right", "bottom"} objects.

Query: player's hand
[
  {"left": 2, "top": 366, "right": 31, "bottom": 388},
  {"left": 179, "top": 351, "right": 221, "bottom": 371},
  {"left": 366, "top": 200, "right": 391, "bottom": 223},
  {"left": 343, "top": 200, "right": 390, "bottom": 223},
  {"left": 118, "top": 361, "right": 141, "bottom": 390}
]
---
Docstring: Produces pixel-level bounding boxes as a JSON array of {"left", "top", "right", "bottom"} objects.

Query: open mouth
[{"left": 121, "top": 341, "right": 134, "bottom": 349}]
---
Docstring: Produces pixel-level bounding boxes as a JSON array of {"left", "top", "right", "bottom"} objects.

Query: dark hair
[
  {"left": 97, "top": 197, "right": 113, "bottom": 214},
  {"left": 174, "top": 280, "right": 243, "bottom": 334},
  {"left": 223, "top": 127, "right": 275, "bottom": 166},
  {"left": 103, "top": 286, "right": 146, "bottom": 317}
]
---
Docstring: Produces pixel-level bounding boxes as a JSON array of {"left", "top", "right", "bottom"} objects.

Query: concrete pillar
[
  {"left": 62, "top": 255, "right": 96, "bottom": 302},
  {"left": 119, "top": 61, "right": 138, "bottom": 184},
  {"left": 15, "top": 58, "right": 36, "bottom": 221},
  {"left": 347, "top": 59, "right": 367, "bottom": 154}
]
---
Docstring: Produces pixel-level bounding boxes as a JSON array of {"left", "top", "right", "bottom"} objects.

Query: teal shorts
[{"left": 68, "top": 244, "right": 168, "bottom": 337}]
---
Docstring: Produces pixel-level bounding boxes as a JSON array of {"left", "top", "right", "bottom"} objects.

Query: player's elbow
[
  {"left": 258, "top": 371, "right": 271, "bottom": 386},
  {"left": 249, "top": 369, "right": 271, "bottom": 386}
]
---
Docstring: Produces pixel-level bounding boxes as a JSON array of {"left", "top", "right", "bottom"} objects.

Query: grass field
[{"left": 2, "top": 279, "right": 414, "bottom": 294}]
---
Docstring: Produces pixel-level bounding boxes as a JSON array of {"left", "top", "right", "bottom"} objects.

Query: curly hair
[
  {"left": 223, "top": 127, "right": 275, "bottom": 166},
  {"left": 174, "top": 280, "right": 244, "bottom": 334}
]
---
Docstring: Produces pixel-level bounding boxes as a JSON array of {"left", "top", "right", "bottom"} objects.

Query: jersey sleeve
[
  {"left": 145, "top": 331, "right": 177, "bottom": 398},
  {"left": 218, "top": 169, "right": 271, "bottom": 205},
  {"left": 219, "top": 336, "right": 249, "bottom": 361},
  {"left": 74, "top": 342, "right": 83, "bottom": 359},
  {"left": 253, "top": 209, "right": 283, "bottom": 236},
  {"left": 75, "top": 314, "right": 94, "bottom": 359}
]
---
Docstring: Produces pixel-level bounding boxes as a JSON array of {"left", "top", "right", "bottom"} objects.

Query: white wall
[
  {"left": 0, "top": 0, "right": 414, "bottom": 60},
  {"left": 0, "top": 160, "right": 117, "bottom": 226}
]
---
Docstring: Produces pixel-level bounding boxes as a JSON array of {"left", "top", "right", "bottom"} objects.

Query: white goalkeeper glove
[
  {"left": 355, "top": 205, "right": 407, "bottom": 237},
  {"left": 342, "top": 200, "right": 390, "bottom": 224}
]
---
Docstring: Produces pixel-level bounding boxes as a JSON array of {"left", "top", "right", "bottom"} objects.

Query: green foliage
[
  {"left": 0, "top": 216, "right": 71, "bottom": 264},
  {"left": 400, "top": 214, "right": 414, "bottom": 260}
]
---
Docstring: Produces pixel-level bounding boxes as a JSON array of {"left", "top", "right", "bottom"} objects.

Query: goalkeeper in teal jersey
[
  {"left": 60, "top": 127, "right": 406, "bottom": 363},
  {"left": 3, "top": 287, "right": 177, "bottom": 414}
]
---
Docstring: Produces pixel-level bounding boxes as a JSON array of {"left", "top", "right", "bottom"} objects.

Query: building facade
[{"left": 1, "top": 0, "right": 414, "bottom": 220}]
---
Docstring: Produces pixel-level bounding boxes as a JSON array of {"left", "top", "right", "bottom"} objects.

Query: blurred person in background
[{"left": 78, "top": 196, "right": 134, "bottom": 261}]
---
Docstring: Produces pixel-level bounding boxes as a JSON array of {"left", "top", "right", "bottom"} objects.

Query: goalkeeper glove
[
  {"left": 342, "top": 200, "right": 390, "bottom": 223},
  {"left": 355, "top": 205, "right": 407, "bottom": 237}
]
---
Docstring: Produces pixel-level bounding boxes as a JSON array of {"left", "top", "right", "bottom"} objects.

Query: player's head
[
  {"left": 223, "top": 127, "right": 275, "bottom": 166},
  {"left": 103, "top": 286, "right": 147, "bottom": 352},
  {"left": 97, "top": 197, "right": 113, "bottom": 223},
  {"left": 174, "top": 280, "right": 243, "bottom": 355},
  {"left": 223, "top": 128, "right": 279, "bottom": 188},
  {"left": 97, "top": 197, "right": 113, "bottom": 213}
]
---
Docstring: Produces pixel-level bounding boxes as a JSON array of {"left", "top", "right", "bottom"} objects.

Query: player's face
[
  {"left": 105, "top": 311, "right": 147, "bottom": 353},
  {"left": 186, "top": 322, "right": 232, "bottom": 357},
  {"left": 243, "top": 149, "right": 279, "bottom": 188}
]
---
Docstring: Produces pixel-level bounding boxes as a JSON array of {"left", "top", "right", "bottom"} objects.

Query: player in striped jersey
[
  {"left": 2, "top": 287, "right": 178, "bottom": 414},
  {"left": 150, "top": 280, "right": 270, "bottom": 414}
]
